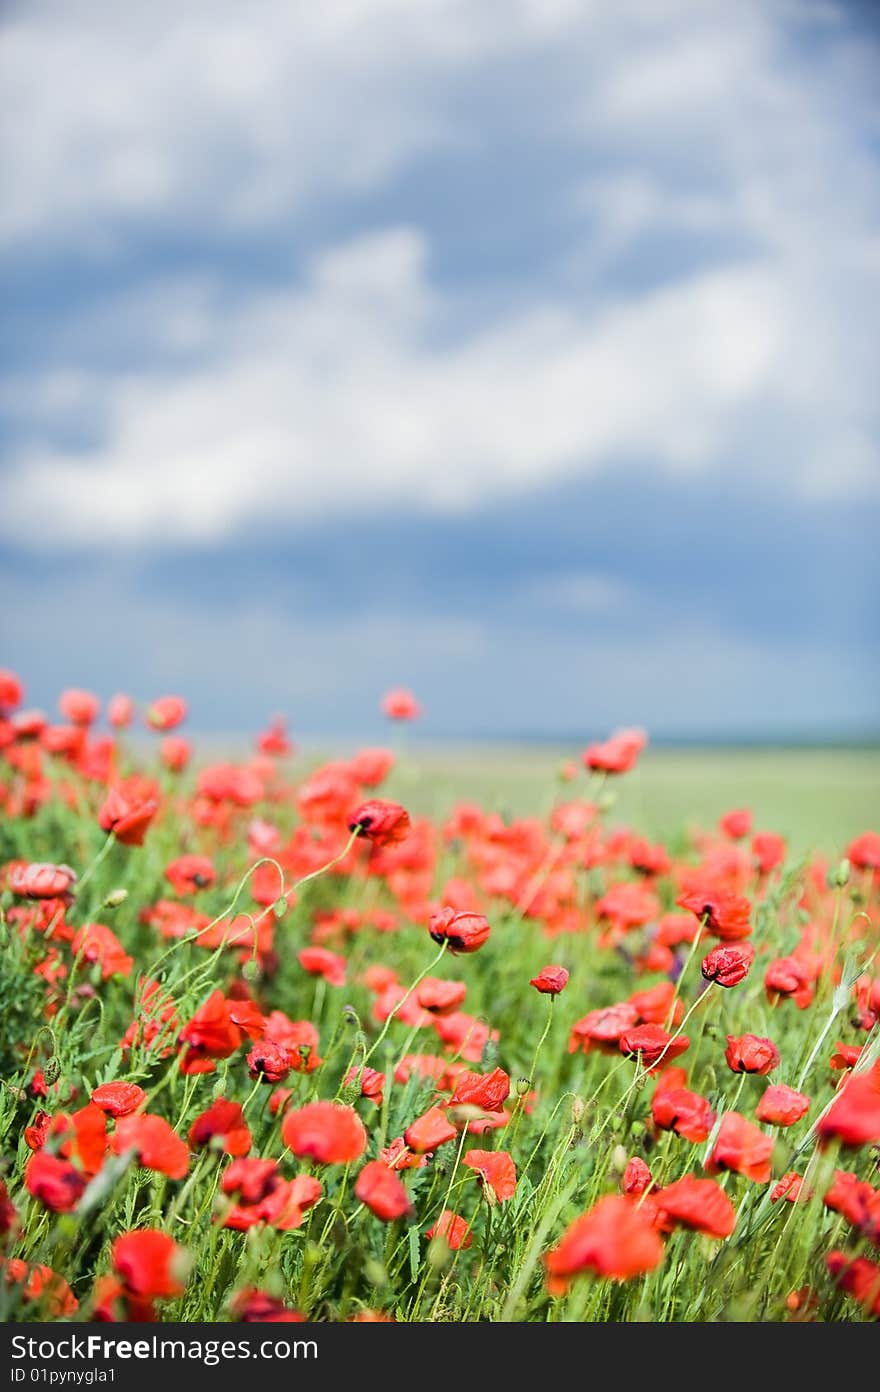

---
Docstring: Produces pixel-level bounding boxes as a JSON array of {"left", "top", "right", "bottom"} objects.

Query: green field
[{"left": 384, "top": 745, "right": 878, "bottom": 856}]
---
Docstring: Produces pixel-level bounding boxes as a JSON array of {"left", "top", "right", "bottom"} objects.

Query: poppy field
[{"left": 0, "top": 671, "right": 878, "bottom": 1324}]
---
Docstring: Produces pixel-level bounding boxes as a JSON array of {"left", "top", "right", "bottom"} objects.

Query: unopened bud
[
  {"left": 273, "top": 897, "right": 288, "bottom": 919},
  {"left": 827, "top": 859, "right": 850, "bottom": 889},
  {"left": 43, "top": 1056, "right": 61, "bottom": 1085},
  {"left": 571, "top": 1097, "right": 586, "bottom": 1126},
  {"left": 103, "top": 888, "right": 128, "bottom": 910}
]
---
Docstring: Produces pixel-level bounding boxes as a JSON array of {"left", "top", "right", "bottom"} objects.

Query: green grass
[{"left": 387, "top": 745, "right": 879, "bottom": 855}]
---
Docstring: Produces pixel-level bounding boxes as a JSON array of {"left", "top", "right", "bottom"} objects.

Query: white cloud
[{"left": 1, "top": 0, "right": 879, "bottom": 547}]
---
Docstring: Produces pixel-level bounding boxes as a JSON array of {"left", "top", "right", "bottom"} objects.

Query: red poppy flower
[
  {"left": 847, "top": 831, "right": 880, "bottom": 871},
  {"left": 817, "top": 1066, "right": 880, "bottom": 1148},
  {"left": 755, "top": 1084, "right": 810, "bottom": 1127},
  {"left": 706, "top": 1112, "right": 774, "bottom": 1183},
  {"left": 107, "top": 693, "right": 134, "bottom": 728},
  {"left": 463, "top": 1149, "right": 517, "bottom": 1202},
  {"left": 221, "top": 1158, "right": 280, "bottom": 1205},
  {"left": 725, "top": 1034, "right": 780, "bottom": 1076},
  {"left": 98, "top": 787, "right": 158, "bottom": 847},
  {"left": 719, "top": 808, "right": 752, "bottom": 840},
  {"left": 830, "top": 1042, "right": 862, "bottom": 1072},
  {"left": 651, "top": 1087, "right": 716, "bottom": 1143},
  {"left": 25, "top": 1153, "right": 86, "bottom": 1212},
  {"left": 178, "top": 990, "right": 243, "bottom": 1073},
  {"left": 112, "top": 1114, "right": 189, "bottom": 1179},
  {"left": 530, "top": 965, "right": 570, "bottom": 995},
  {"left": 702, "top": 943, "right": 755, "bottom": 988},
  {"left": 380, "top": 1137, "right": 427, "bottom": 1171},
  {"left": 428, "top": 907, "right": 491, "bottom": 955},
  {"left": 164, "top": 855, "right": 216, "bottom": 895},
  {"left": 764, "top": 956, "right": 814, "bottom": 1010},
  {"left": 9, "top": 862, "right": 76, "bottom": 899},
  {"left": 382, "top": 689, "right": 421, "bottom": 721},
  {"left": 189, "top": 1099, "right": 252, "bottom": 1156},
  {"left": 281, "top": 1101, "right": 367, "bottom": 1164},
  {"left": 298, "top": 946, "right": 347, "bottom": 986},
  {"left": 404, "top": 1106, "right": 458, "bottom": 1154},
  {"left": 415, "top": 977, "right": 467, "bottom": 1015},
  {"left": 56, "top": 1103, "right": 109, "bottom": 1177},
  {"left": 622, "top": 1157, "right": 655, "bottom": 1196},
  {"left": 752, "top": 832, "right": 786, "bottom": 875},
  {"left": 247, "top": 1041, "right": 291, "bottom": 1084},
  {"left": 771, "top": 1172, "right": 809, "bottom": 1204},
  {"left": 425, "top": 1211, "right": 472, "bottom": 1249},
  {"left": 90, "top": 1081, "right": 147, "bottom": 1117},
  {"left": 650, "top": 1176, "right": 736, "bottom": 1237},
  {"left": 0, "top": 668, "right": 24, "bottom": 713},
  {"left": 544, "top": 1195, "right": 663, "bottom": 1293},
  {"left": 72, "top": 923, "right": 133, "bottom": 980},
  {"left": 24, "top": 1110, "right": 52, "bottom": 1151},
  {"left": 261, "top": 1012, "right": 321, "bottom": 1074},
  {"left": 113, "top": 1230, "right": 185, "bottom": 1298},
  {"left": 619, "top": 1024, "right": 690, "bottom": 1069},
  {"left": 231, "top": 1288, "right": 305, "bottom": 1322},
  {"left": 825, "top": 1252, "right": 880, "bottom": 1317},
  {"left": 447, "top": 1067, "right": 510, "bottom": 1113},
  {"left": 355, "top": 1160, "right": 413, "bottom": 1221},
  {"left": 823, "top": 1170, "right": 880, "bottom": 1242},
  {"left": 344, "top": 1065, "right": 385, "bottom": 1106},
  {"left": 582, "top": 729, "right": 646, "bottom": 775},
  {"left": 3, "top": 1260, "right": 78, "bottom": 1318},
  {"left": 349, "top": 747, "right": 395, "bottom": 786},
  {"left": 348, "top": 799, "right": 411, "bottom": 848},
  {"left": 677, "top": 887, "right": 752, "bottom": 942},
  {"left": 146, "top": 696, "right": 188, "bottom": 731},
  {"left": 569, "top": 1003, "right": 639, "bottom": 1055}
]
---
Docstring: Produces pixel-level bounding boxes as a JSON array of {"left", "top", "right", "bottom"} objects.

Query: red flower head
[
  {"left": 164, "top": 855, "right": 216, "bottom": 895},
  {"left": 428, "top": 907, "right": 491, "bottom": 955},
  {"left": 823, "top": 1169, "right": 880, "bottom": 1242},
  {"left": 58, "top": 688, "right": 100, "bottom": 726},
  {"left": 847, "top": 831, "right": 880, "bottom": 872},
  {"left": 651, "top": 1087, "right": 716, "bottom": 1144},
  {"left": 825, "top": 1252, "right": 880, "bottom": 1318},
  {"left": 178, "top": 990, "right": 243, "bottom": 1073},
  {"left": 355, "top": 1161, "right": 414, "bottom": 1221},
  {"left": 160, "top": 735, "right": 192, "bottom": 772},
  {"left": 530, "top": 965, "right": 570, "bottom": 995},
  {"left": 231, "top": 1289, "right": 305, "bottom": 1322},
  {"left": 108, "top": 693, "right": 134, "bottom": 728},
  {"left": 415, "top": 977, "right": 467, "bottom": 1015},
  {"left": 463, "top": 1149, "right": 517, "bottom": 1202},
  {"left": 619, "top": 1024, "right": 690, "bottom": 1070},
  {"left": 71, "top": 923, "right": 133, "bottom": 980},
  {"left": 344, "top": 1065, "right": 385, "bottom": 1106},
  {"left": 188, "top": 1099, "right": 252, "bottom": 1156},
  {"left": 544, "top": 1195, "right": 663, "bottom": 1293},
  {"left": 568, "top": 1003, "right": 639, "bottom": 1056},
  {"left": 582, "top": 729, "right": 647, "bottom": 775},
  {"left": 764, "top": 956, "right": 814, "bottom": 1010},
  {"left": 622, "top": 1157, "right": 655, "bottom": 1196},
  {"left": 752, "top": 832, "right": 786, "bottom": 875},
  {"left": 425, "top": 1211, "right": 472, "bottom": 1249},
  {"left": 382, "top": 688, "right": 421, "bottom": 721},
  {"left": 298, "top": 946, "right": 347, "bottom": 986},
  {"left": 146, "top": 695, "right": 188, "bottom": 731},
  {"left": 447, "top": 1067, "right": 510, "bottom": 1113},
  {"left": 404, "top": 1106, "right": 458, "bottom": 1154},
  {"left": 719, "top": 808, "right": 752, "bottom": 840},
  {"left": 281, "top": 1101, "right": 367, "bottom": 1165},
  {"left": 90, "top": 1082, "right": 147, "bottom": 1118},
  {"left": 25, "top": 1153, "right": 86, "bottom": 1212},
  {"left": 0, "top": 668, "right": 24, "bottom": 714},
  {"left": 817, "top": 1066, "right": 880, "bottom": 1148},
  {"left": 650, "top": 1176, "right": 736, "bottom": 1238},
  {"left": 113, "top": 1230, "right": 185, "bottom": 1299},
  {"left": 347, "top": 799, "right": 411, "bottom": 848},
  {"left": 349, "top": 747, "right": 395, "bottom": 786},
  {"left": 706, "top": 1112, "right": 774, "bottom": 1183},
  {"left": 247, "top": 1041, "right": 291, "bottom": 1084},
  {"left": 9, "top": 862, "right": 76, "bottom": 899},
  {"left": 755, "top": 1084, "right": 810, "bottom": 1127},
  {"left": 725, "top": 1034, "right": 780, "bottom": 1076},
  {"left": 98, "top": 787, "right": 158, "bottom": 846},
  {"left": 677, "top": 887, "right": 752, "bottom": 942},
  {"left": 112, "top": 1114, "right": 189, "bottom": 1178},
  {"left": 702, "top": 943, "right": 755, "bottom": 988}
]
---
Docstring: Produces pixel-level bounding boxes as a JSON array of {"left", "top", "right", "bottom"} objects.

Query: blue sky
[{"left": 1, "top": 0, "right": 878, "bottom": 741}]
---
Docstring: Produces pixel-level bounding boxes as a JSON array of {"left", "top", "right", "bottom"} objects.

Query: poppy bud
[
  {"left": 827, "top": 859, "right": 851, "bottom": 889},
  {"left": 103, "top": 889, "right": 128, "bottom": 910}
]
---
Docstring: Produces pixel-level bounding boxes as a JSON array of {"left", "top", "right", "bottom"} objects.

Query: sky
[{"left": 1, "top": 0, "right": 879, "bottom": 743}]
